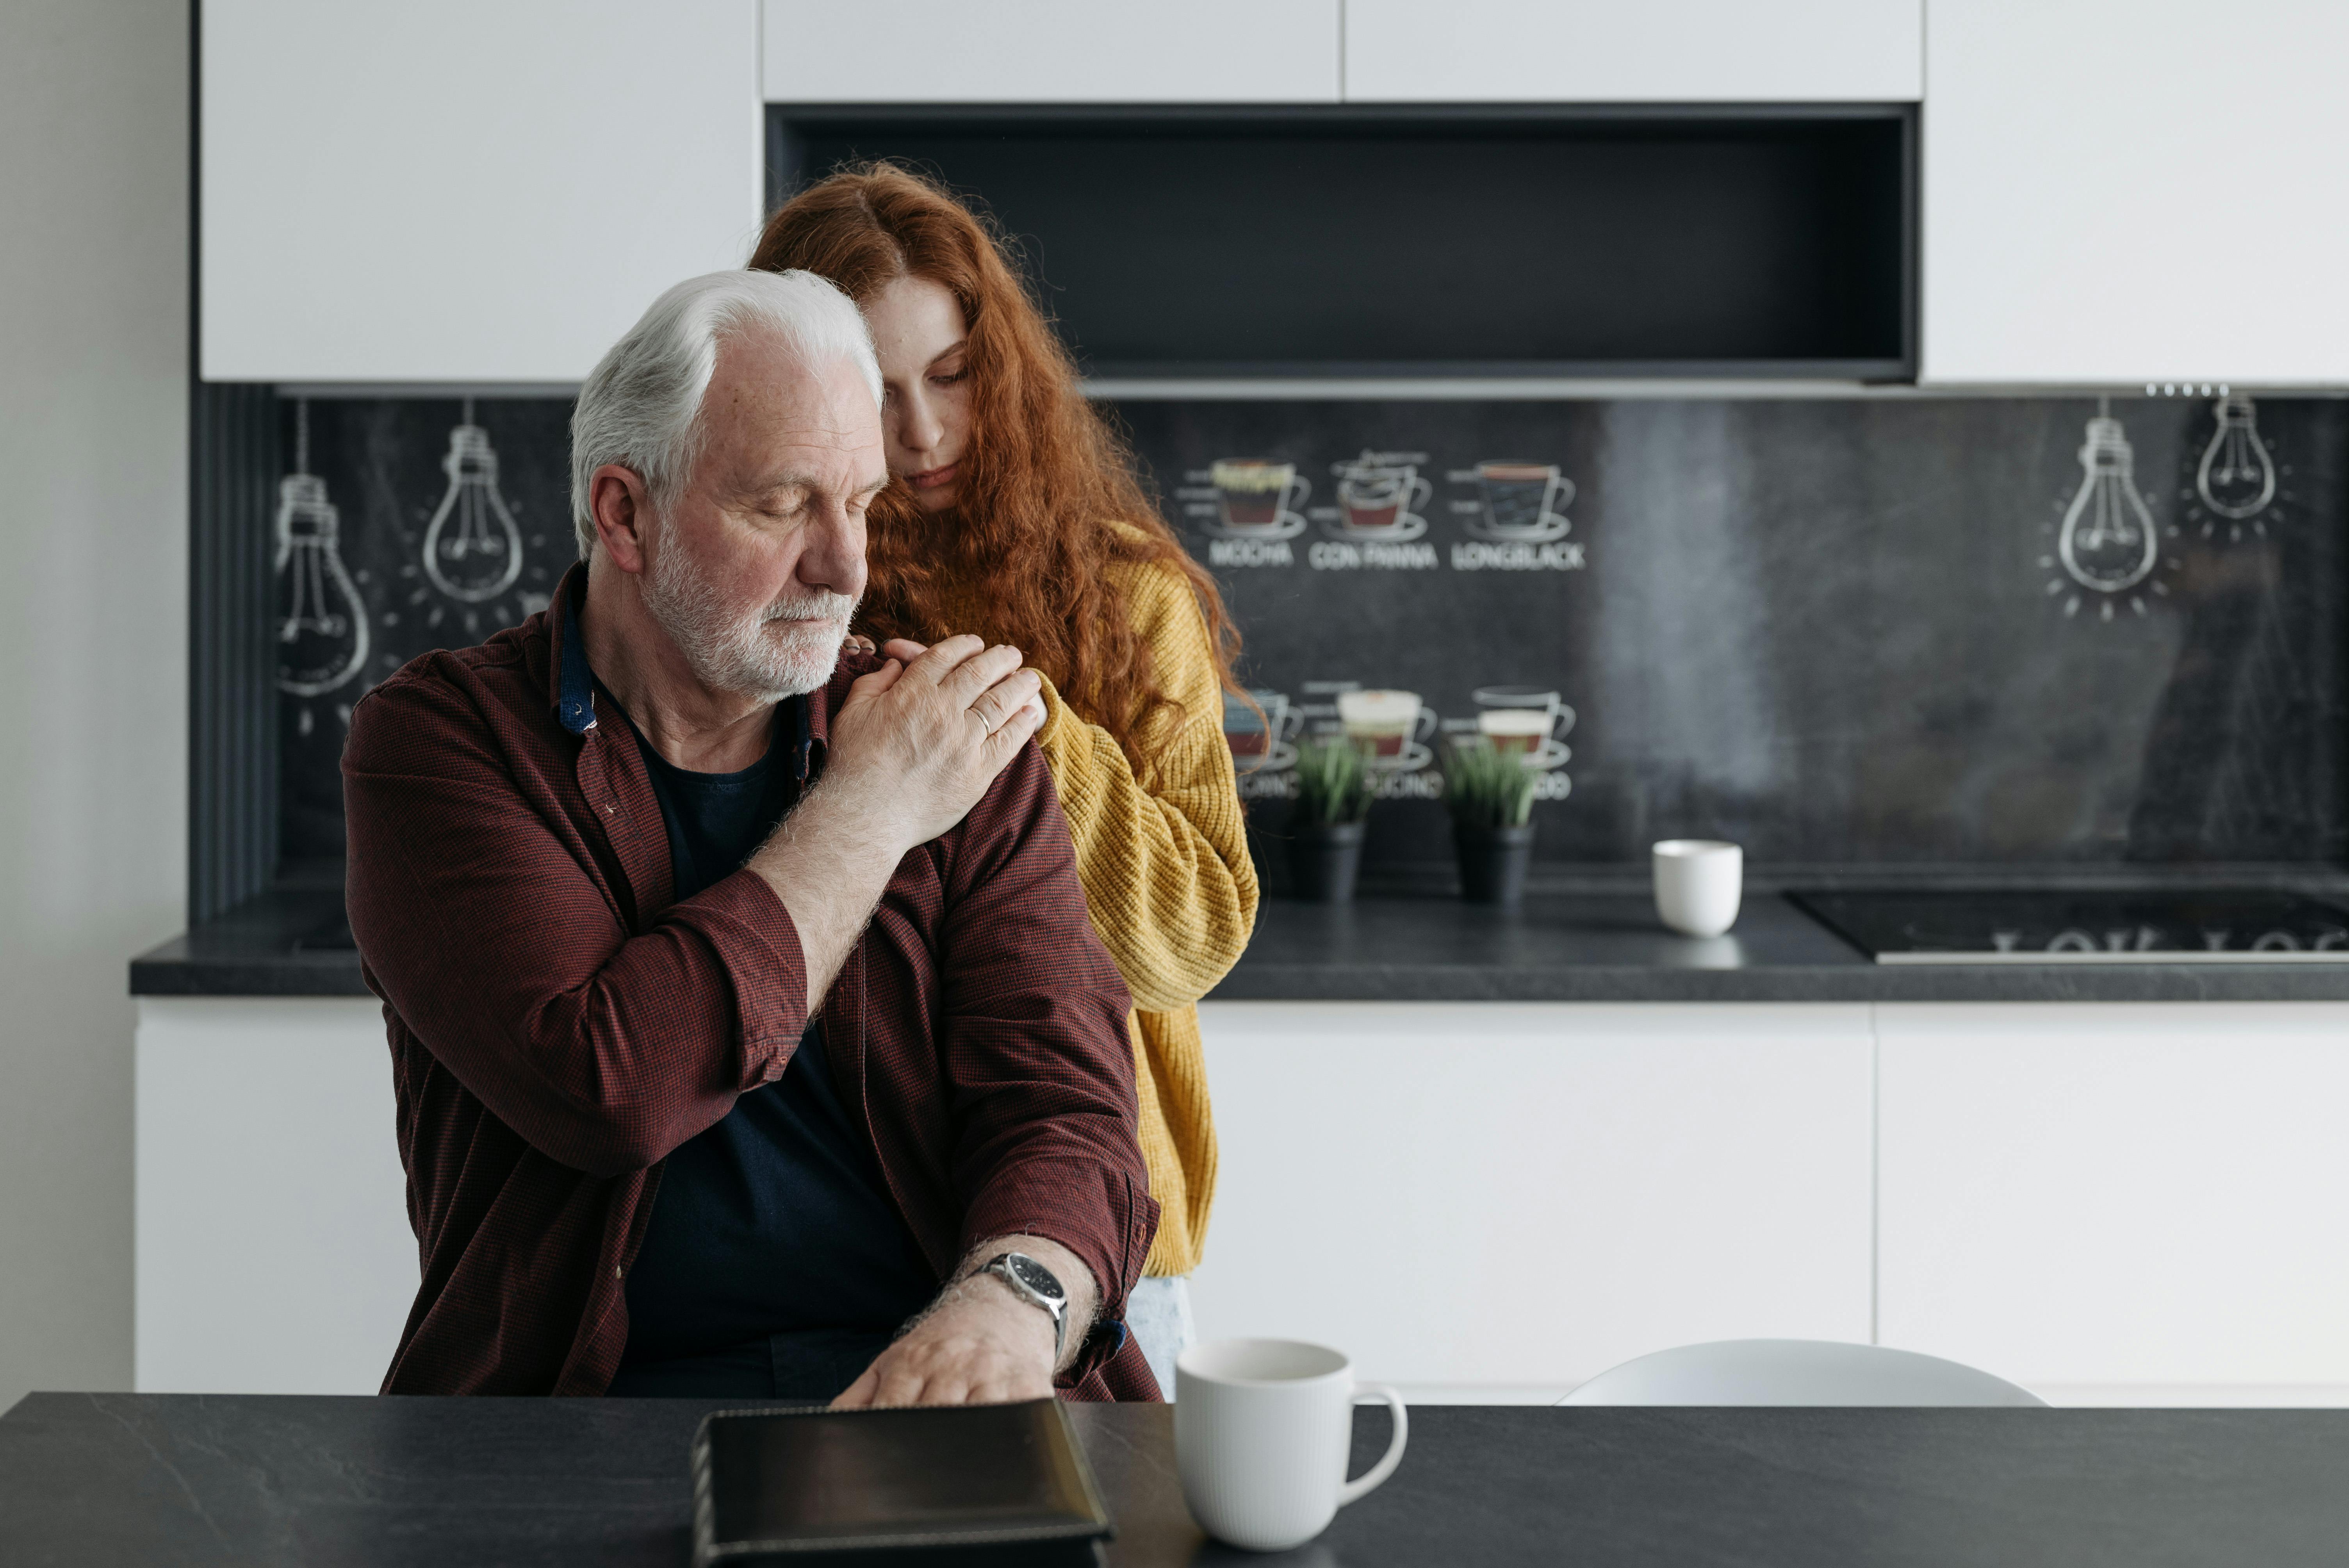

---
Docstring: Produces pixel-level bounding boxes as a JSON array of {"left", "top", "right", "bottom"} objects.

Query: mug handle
[
  {"left": 1549, "top": 702, "right": 1576, "bottom": 739},
  {"left": 1406, "top": 475, "right": 1433, "bottom": 513},
  {"left": 1412, "top": 706, "right": 1438, "bottom": 742},
  {"left": 1280, "top": 706, "right": 1306, "bottom": 740},
  {"left": 1337, "top": 1384, "right": 1409, "bottom": 1507},
  {"left": 1284, "top": 474, "right": 1314, "bottom": 512}
]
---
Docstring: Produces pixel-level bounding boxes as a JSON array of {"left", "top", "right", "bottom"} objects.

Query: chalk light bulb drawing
[
  {"left": 422, "top": 397, "right": 525, "bottom": 603},
  {"left": 2057, "top": 406, "right": 2160, "bottom": 594},
  {"left": 276, "top": 401, "right": 370, "bottom": 698},
  {"left": 2195, "top": 392, "right": 2277, "bottom": 520}
]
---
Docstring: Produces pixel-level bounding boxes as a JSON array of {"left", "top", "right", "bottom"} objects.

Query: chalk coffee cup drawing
[
  {"left": 1470, "top": 685, "right": 1575, "bottom": 770},
  {"left": 1471, "top": 461, "right": 1575, "bottom": 542},
  {"left": 1176, "top": 1338, "right": 1409, "bottom": 1553},
  {"left": 1211, "top": 458, "right": 1310, "bottom": 539},
  {"left": 1224, "top": 688, "right": 1302, "bottom": 770},
  {"left": 1337, "top": 688, "right": 1436, "bottom": 770},
  {"left": 1333, "top": 457, "right": 1432, "bottom": 539},
  {"left": 1654, "top": 839, "right": 1743, "bottom": 938}
]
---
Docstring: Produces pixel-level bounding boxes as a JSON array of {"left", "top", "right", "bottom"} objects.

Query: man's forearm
[{"left": 747, "top": 781, "right": 905, "bottom": 1014}]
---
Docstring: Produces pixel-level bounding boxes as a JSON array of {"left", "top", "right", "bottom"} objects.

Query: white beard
[{"left": 640, "top": 517, "right": 857, "bottom": 702}]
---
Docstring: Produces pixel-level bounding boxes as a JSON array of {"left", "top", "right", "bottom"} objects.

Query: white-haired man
[{"left": 345, "top": 270, "right": 1161, "bottom": 1402}]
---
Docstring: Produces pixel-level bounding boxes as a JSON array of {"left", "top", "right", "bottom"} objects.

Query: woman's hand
[{"left": 884, "top": 637, "right": 1043, "bottom": 729}]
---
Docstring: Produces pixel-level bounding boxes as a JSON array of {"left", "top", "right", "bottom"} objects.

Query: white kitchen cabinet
[
  {"left": 761, "top": 1, "right": 1340, "bottom": 105},
  {"left": 1878, "top": 1002, "right": 2349, "bottom": 1395},
  {"left": 135, "top": 998, "right": 415, "bottom": 1394},
  {"left": 201, "top": 1, "right": 761, "bottom": 384},
  {"left": 1922, "top": 1, "right": 2349, "bottom": 386},
  {"left": 1344, "top": 0, "right": 1921, "bottom": 103},
  {"left": 1188, "top": 1002, "right": 1876, "bottom": 1395}
]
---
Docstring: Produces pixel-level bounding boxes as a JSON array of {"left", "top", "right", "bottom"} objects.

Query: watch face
[{"left": 1006, "top": 1254, "right": 1063, "bottom": 1303}]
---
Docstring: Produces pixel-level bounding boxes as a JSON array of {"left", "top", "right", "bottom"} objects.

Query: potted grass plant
[
  {"left": 1287, "top": 736, "right": 1376, "bottom": 902},
  {"left": 1444, "top": 738, "right": 1538, "bottom": 905}
]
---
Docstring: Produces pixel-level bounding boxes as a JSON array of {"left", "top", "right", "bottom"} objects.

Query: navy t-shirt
[{"left": 613, "top": 696, "right": 937, "bottom": 1365}]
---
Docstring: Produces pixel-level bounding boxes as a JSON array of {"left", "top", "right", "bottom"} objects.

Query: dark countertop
[
  {"left": 131, "top": 877, "right": 2349, "bottom": 1004},
  {"left": 131, "top": 888, "right": 370, "bottom": 998},
  {"left": 11, "top": 1392, "right": 2349, "bottom": 1566},
  {"left": 1208, "top": 886, "right": 2349, "bottom": 1002}
]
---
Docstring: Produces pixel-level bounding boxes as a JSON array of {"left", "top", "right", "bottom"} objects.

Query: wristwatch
[{"left": 978, "top": 1252, "right": 1068, "bottom": 1359}]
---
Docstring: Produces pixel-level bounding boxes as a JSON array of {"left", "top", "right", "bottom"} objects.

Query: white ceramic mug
[
  {"left": 1175, "top": 1338, "right": 1409, "bottom": 1552},
  {"left": 1653, "top": 839, "right": 1743, "bottom": 937}
]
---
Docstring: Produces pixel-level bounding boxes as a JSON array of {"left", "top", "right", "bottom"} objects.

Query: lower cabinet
[
  {"left": 1189, "top": 1002, "right": 1877, "bottom": 1393},
  {"left": 135, "top": 998, "right": 413, "bottom": 1394},
  {"left": 1876, "top": 1002, "right": 2349, "bottom": 1397},
  {"left": 134, "top": 994, "right": 2349, "bottom": 1400}
]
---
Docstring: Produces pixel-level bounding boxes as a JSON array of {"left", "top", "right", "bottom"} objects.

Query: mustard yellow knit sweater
[{"left": 966, "top": 542, "right": 1258, "bottom": 1276}]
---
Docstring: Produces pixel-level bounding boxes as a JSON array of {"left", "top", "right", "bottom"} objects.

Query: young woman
[{"left": 748, "top": 164, "right": 1258, "bottom": 1397}]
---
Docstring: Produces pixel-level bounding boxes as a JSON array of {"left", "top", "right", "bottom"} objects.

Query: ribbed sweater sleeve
[{"left": 1028, "top": 557, "right": 1260, "bottom": 1015}]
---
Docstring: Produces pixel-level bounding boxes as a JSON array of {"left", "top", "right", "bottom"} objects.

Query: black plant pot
[
  {"left": 1288, "top": 819, "right": 1367, "bottom": 903},
  {"left": 1454, "top": 821, "right": 1535, "bottom": 905}
]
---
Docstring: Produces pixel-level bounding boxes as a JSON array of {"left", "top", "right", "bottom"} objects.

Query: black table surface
[
  {"left": 128, "top": 879, "right": 2349, "bottom": 1003},
  {"left": 7, "top": 1393, "right": 2349, "bottom": 1566}
]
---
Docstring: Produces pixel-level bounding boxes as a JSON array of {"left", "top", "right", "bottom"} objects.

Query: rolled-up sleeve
[
  {"left": 344, "top": 675, "right": 809, "bottom": 1177},
  {"left": 929, "top": 743, "right": 1158, "bottom": 1355}
]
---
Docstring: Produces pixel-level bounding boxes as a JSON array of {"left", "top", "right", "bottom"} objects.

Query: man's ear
[{"left": 588, "top": 465, "right": 656, "bottom": 576}]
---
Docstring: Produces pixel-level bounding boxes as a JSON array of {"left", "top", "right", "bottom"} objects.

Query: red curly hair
[{"left": 747, "top": 161, "right": 1244, "bottom": 767}]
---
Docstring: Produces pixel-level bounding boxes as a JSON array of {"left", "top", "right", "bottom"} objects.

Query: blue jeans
[{"left": 1125, "top": 1276, "right": 1196, "bottom": 1400}]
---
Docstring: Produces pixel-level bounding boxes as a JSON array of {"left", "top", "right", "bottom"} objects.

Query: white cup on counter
[
  {"left": 1176, "top": 1338, "right": 1409, "bottom": 1552},
  {"left": 1653, "top": 839, "right": 1743, "bottom": 937}
]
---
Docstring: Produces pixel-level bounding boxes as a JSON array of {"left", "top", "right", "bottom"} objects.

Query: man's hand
[
  {"left": 833, "top": 1235, "right": 1100, "bottom": 1410},
  {"left": 833, "top": 1277, "right": 1055, "bottom": 1409}
]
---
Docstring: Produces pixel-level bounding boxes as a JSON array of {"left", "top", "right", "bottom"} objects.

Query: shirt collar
[
  {"left": 553, "top": 563, "right": 597, "bottom": 736},
  {"left": 554, "top": 562, "right": 816, "bottom": 783}
]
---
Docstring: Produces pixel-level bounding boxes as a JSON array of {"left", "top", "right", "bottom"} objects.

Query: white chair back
[{"left": 1558, "top": 1339, "right": 2045, "bottom": 1407}]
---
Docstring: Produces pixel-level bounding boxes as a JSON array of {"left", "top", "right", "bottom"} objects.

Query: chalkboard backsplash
[{"left": 276, "top": 395, "right": 2347, "bottom": 873}]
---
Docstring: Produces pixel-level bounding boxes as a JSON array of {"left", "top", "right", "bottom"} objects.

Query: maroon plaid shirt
[{"left": 343, "top": 565, "right": 1159, "bottom": 1399}]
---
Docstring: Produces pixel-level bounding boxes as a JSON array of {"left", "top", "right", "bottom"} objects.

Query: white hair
[{"left": 569, "top": 268, "right": 882, "bottom": 558}]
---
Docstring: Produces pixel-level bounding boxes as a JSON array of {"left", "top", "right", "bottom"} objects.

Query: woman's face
[{"left": 862, "top": 274, "right": 971, "bottom": 515}]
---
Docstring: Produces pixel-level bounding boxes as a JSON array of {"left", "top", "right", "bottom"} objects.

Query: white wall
[{"left": 0, "top": 0, "right": 188, "bottom": 1413}]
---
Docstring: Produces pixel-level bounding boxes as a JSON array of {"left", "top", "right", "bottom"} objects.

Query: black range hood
[{"left": 767, "top": 103, "right": 1915, "bottom": 382}]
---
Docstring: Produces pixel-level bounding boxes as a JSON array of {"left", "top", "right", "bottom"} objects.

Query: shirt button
[{"left": 613, "top": 1266, "right": 624, "bottom": 1280}]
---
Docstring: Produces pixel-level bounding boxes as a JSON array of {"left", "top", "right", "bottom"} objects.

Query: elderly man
[{"left": 344, "top": 269, "right": 1159, "bottom": 1403}]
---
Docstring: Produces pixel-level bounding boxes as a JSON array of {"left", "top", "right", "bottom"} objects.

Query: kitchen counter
[
  {"left": 11, "top": 1392, "right": 2349, "bottom": 1567},
  {"left": 131, "top": 880, "right": 2349, "bottom": 1004},
  {"left": 1209, "top": 888, "right": 2349, "bottom": 1002},
  {"left": 132, "top": 888, "right": 368, "bottom": 998}
]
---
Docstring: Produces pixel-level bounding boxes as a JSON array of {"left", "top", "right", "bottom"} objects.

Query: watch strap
[{"left": 981, "top": 1252, "right": 1068, "bottom": 1358}]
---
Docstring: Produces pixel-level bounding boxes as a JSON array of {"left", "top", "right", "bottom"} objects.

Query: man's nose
[{"left": 799, "top": 499, "right": 868, "bottom": 602}]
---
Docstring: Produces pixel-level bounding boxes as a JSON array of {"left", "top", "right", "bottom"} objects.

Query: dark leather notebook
[{"left": 690, "top": 1400, "right": 1113, "bottom": 1567}]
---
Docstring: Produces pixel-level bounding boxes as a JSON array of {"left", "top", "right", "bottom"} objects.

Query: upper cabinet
[
  {"left": 201, "top": 1, "right": 761, "bottom": 385},
  {"left": 761, "top": 0, "right": 1342, "bottom": 103},
  {"left": 1923, "top": 0, "right": 2349, "bottom": 386},
  {"left": 1344, "top": 0, "right": 1922, "bottom": 103}
]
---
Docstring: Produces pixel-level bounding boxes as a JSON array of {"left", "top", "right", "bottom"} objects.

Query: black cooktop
[{"left": 1790, "top": 890, "right": 2349, "bottom": 964}]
